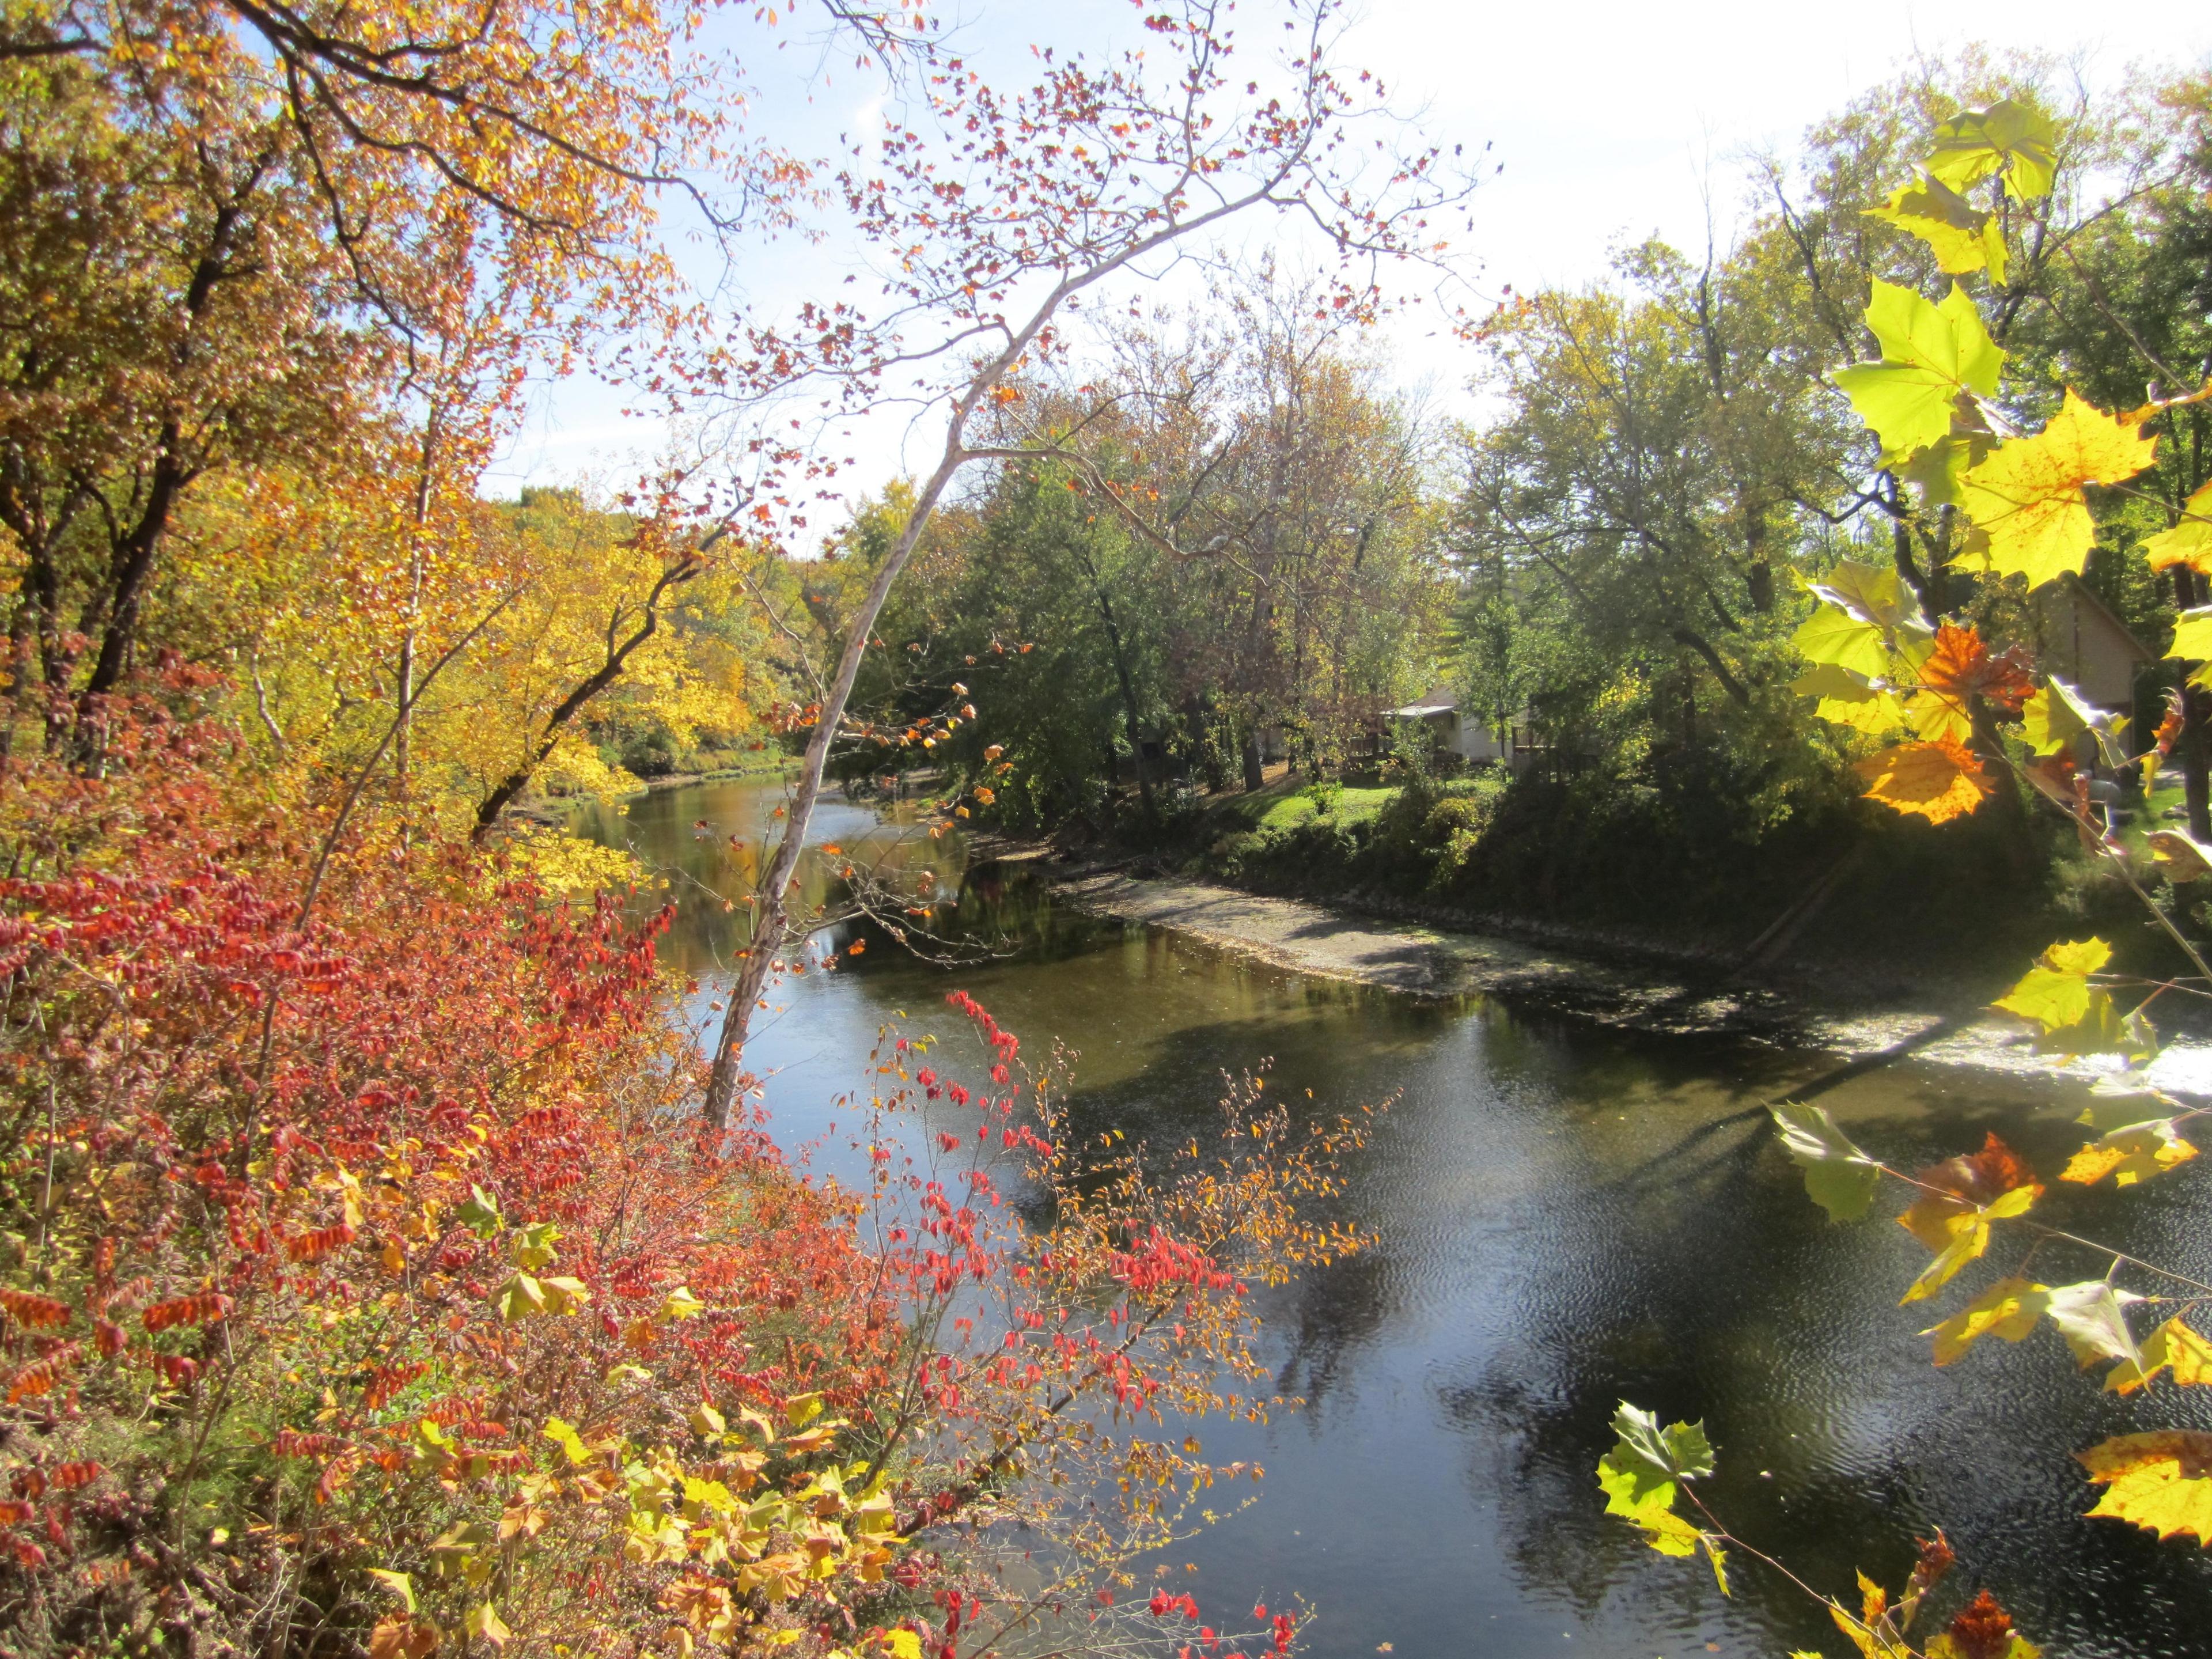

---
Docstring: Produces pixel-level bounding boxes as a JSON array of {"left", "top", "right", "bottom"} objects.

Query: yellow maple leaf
[
  {"left": 2078, "top": 1430, "right": 2212, "bottom": 1542},
  {"left": 2061, "top": 1119, "right": 2197, "bottom": 1187},
  {"left": 1853, "top": 739, "right": 1997, "bottom": 824},
  {"left": 1958, "top": 393, "right": 2160, "bottom": 588},
  {"left": 2145, "top": 479, "right": 2212, "bottom": 575}
]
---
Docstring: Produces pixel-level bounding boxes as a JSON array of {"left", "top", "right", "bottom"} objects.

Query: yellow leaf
[
  {"left": 465, "top": 1603, "right": 512, "bottom": 1648},
  {"left": 2078, "top": 1430, "right": 2212, "bottom": 1542},
  {"left": 1958, "top": 393, "right": 2159, "bottom": 588},
  {"left": 2168, "top": 607, "right": 2212, "bottom": 664},
  {"left": 1923, "top": 1277, "right": 2048, "bottom": 1365},
  {"left": 2062, "top": 1119, "right": 2197, "bottom": 1187},
  {"left": 1854, "top": 740, "right": 1996, "bottom": 824},
  {"left": 2109, "top": 1317, "right": 2212, "bottom": 1395},
  {"left": 1865, "top": 175, "right": 2008, "bottom": 283},
  {"left": 2143, "top": 480, "right": 2212, "bottom": 574}
]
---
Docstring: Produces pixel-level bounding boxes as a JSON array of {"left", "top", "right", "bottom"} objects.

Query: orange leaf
[
  {"left": 1899, "top": 1132, "right": 2040, "bottom": 1249},
  {"left": 1918, "top": 622, "right": 2035, "bottom": 712},
  {"left": 1854, "top": 738, "right": 1997, "bottom": 824},
  {"left": 2078, "top": 1430, "right": 2212, "bottom": 1542}
]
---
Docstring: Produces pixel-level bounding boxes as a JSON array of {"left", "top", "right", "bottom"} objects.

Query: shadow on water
[{"left": 576, "top": 778, "right": 2212, "bottom": 1659}]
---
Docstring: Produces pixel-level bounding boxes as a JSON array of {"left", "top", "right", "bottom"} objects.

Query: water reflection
[{"left": 577, "top": 778, "right": 2212, "bottom": 1659}]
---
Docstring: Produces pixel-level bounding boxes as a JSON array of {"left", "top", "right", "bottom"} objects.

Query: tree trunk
[
  {"left": 2175, "top": 571, "right": 2210, "bottom": 842},
  {"left": 1241, "top": 728, "right": 1265, "bottom": 792},
  {"left": 1090, "top": 581, "right": 1153, "bottom": 819}
]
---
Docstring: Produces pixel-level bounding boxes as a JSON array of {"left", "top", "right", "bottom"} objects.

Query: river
[{"left": 571, "top": 775, "right": 2212, "bottom": 1659}]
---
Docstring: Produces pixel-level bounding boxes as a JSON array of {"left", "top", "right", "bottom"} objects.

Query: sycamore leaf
[
  {"left": 1923, "top": 1276, "right": 2049, "bottom": 1366},
  {"left": 1926, "top": 99, "right": 2058, "bottom": 200},
  {"left": 368, "top": 1570, "right": 418, "bottom": 1615},
  {"left": 2143, "top": 480, "right": 2212, "bottom": 574},
  {"left": 1703, "top": 1537, "right": 1730, "bottom": 1596},
  {"left": 1898, "top": 428, "right": 1998, "bottom": 509},
  {"left": 2044, "top": 1280, "right": 2145, "bottom": 1372},
  {"left": 1899, "top": 1203, "right": 2001, "bottom": 1304},
  {"left": 454, "top": 1185, "right": 503, "bottom": 1239},
  {"left": 661, "top": 1286, "right": 706, "bottom": 1320},
  {"left": 543, "top": 1418, "right": 594, "bottom": 1465},
  {"left": 1833, "top": 282, "right": 2005, "bottom": 459},
  {"left": 1918, "top": 622, "right": 2035, "bottom": 711},
  {"left": 1993, "top": 937, "right": 2109, "bottom": 1030},
  {"left": 1908, "top": 692, "right": 1973, "bottom": 745},
  {"left": 2037, "top": 993, "right": 2157, "bottom": 1062},
  {"left": 2147, "top": 830, "right": 2212, "bottom": 884},
  {"left": 1854, "top": 739, "right": 1997, "bottom": 824},
  {"left": 1597, "top": 1402, "right": 1711, "bottom": 1560},
  {"left": 494, "top": 1272, "right": 547, "bottom": 1321},
  {"left": 1897, "top": 1140, "right": 2039, "bottom": 1304},
  {"left": 1957, "top": 393, "right": 2159, "bottom": 588},
  {"left": 1804, "top": 558, "right": 1933, "bottom": 636},
  {"left": 369, "top": 1619, "right": 438, "bottom": 1659},
  {"left": 1610, "top": 1400, "right": 1714, "bottom": 1484},
  {"left": 2078, "top": 1430, "right": 2212, "bottom": 1543},
  {"left": 2167, "top": 607, "right": 2212, "bottom": 664},
  {"left": 1596, "top": 1451, "right": 1702, "bottom": 1555},
  {"left": 1866, "top": 174, "right": 2008, "bottom": 282},
  {"left": 2062, "top": 1117, "right": 2197, "bottom": 1187},
  {"left": 1770, "top": 1101, "right": 1882, "bottom": 1222},
  {"left": 1794, "top": 664, "right": 1907, "bottom": 734},
  {"left": 2019, "top": 679, "right": 2125, "bottom": 764},
  {"left": 2109, "top": 1317, "right": 2212, "bottom": 1395},
  {"left": 1793, "top": 606, "right": 1891, "bottom": 679},
  {"left": 2077, "top": 1080, "right": 2177, "bottom": 1132},
  {"left": 466, "top": 1603, "right": 512, "bottom": 1648},
  {"left": 1923, "top": 1589, "right": 2043, "bottom": 1659}
]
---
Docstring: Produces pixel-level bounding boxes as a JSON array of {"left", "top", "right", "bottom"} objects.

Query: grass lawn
[{"left": 1202, "top": 777, "right": 1402, "bottom": 833}]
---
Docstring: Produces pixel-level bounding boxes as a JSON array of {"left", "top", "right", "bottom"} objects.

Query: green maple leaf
[
  {"left": 1925, "top": 99, "right": 2058, "bottom": 200},
  {"left": 1865, "top": 174, "right": 2009, "bottom": 283},
  {"left": 1770, "top": 1101, "right": 1881, "bottom": 1222},
  {"left": 1833, "top": 281, "right": 2005, "bottom": 460}
]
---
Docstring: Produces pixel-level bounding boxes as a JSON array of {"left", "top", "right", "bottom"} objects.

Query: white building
[{"left": 1384, "top": 684, "right": 1513, "bottom": 764}]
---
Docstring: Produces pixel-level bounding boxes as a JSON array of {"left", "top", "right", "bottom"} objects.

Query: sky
[{"left": 483, "top": 0, "right": 2212, "bottom": 509}]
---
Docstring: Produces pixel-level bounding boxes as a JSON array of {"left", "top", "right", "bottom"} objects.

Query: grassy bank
[{"left": 1112, "top": 768, "right": 2183, "bottom": 1000}]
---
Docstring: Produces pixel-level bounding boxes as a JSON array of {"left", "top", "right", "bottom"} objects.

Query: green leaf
[
  {"left": 1595, "top": 1450, "right": 1701, "bottom": 1556},
  {"left": 495, "top": 1272, "right": 547, "bottom": 1321},
  {"left": 1793, "top": 605, "right": 1890, "bottom": 678},
  {"left": 1865, "top": 174, "right": 2008, "bottom": 283},
  {"left": 1803, "top": 557, "right": 1932, "bottom": 635},
  {"left": 1833, "top": 281, "right": 2004, "bottom": 459},
  {"left": 1925, "top": 100, "right": 2058, "bottom": 200},
  {"left": 512, "top": 1221, "right": 560, "bottom": 1271},
  {"left": 1770, "top": 1102, "right": 1882, "bottom": 1222},
  {"left": 1993, "top": 937, "right": 2109, "bottom": 1031},
  {"left": 1793, "top": 664, "right": 1907, "bottom": 734},
  {"left": 1609, "top": 1399, "right": 1714, "bottom": 1485},
  {"left": 455, "top": 1184, "right": 503, "bottom": 1239},
  {"left": 2044, "top": 1280, "right": 2145, "bottom": 1372},
  {"left": 2020, "top": 679, "right": 2125, "bottom": 764}
]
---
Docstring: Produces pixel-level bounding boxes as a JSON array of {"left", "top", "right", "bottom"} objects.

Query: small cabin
[
  {"left": 1383, "top": 685, "right": 1513, "bottom": 766},
  {"left": 2033, "top": 574, "right": 2154, "bottom": 715}
]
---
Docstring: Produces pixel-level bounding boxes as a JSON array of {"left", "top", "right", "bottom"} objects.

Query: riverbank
[{"left": 1037, "top": 858, "right": 2212, "bottom": 1093}]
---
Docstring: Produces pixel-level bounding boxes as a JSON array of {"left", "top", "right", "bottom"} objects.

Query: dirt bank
[{"left": 1043, "top": 863, "right": 2212, "bottom": 1094}]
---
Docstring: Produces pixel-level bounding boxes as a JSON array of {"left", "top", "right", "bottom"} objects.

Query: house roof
[{"left": 1387, "top": 703, "right": 1456, "bottom": 718}]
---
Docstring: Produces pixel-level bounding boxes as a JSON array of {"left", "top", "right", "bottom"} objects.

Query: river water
[{"left": 572, "top": 776, "right": 2212, "bottom": 1659}]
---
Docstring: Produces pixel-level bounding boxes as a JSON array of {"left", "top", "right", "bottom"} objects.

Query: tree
[{"left": 697, "top": 0, "right": 1469, "bottom": 1126}]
